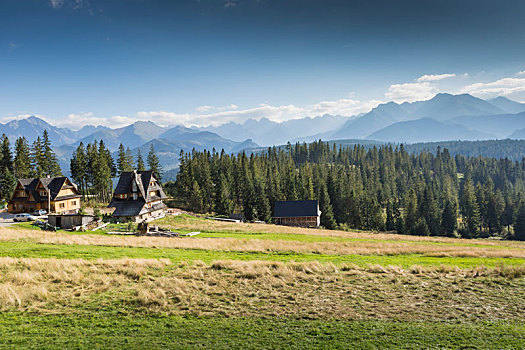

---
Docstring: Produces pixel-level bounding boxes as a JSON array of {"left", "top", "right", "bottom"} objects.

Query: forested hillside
[
  {"left": 404, "top": 139, "right": 525, "bottom": 161},
  {"left": 173, "top": 141, "right": 525, "bottom": 240}
]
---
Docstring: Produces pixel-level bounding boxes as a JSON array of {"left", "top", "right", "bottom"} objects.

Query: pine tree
[
  {"left": 385, "top": 200, "right": 395, "bottom": 231},
  {"left": 70, "top": 143, "right": 88, "bottom": 197},
  {"left": 147, "top": 144, "right": 162, "bottom": 182},
  {"left": 136, "top": 149, "right": 145, "bottom": 171},
  {"left": 117, "top": 143, "right": 133, "bottom": 175},
  {"left": 460, "top": 178, "right": 481, "bottom": 238},
  {"left": 513, "top": 202, "right": 525, "bottom": 241},
  {"left": 0, "top": 166, "right": 15, "bottom": 201},
  {"left": 188, "top": 180, "right": 203, "bottom": 212},
  {"left": 13, "top": 137, "right": 32, "bottom": 179},
  {"left": 441, "top": 199, "right": 457, "bottom": 236},
  {"left": 319, "top": 183, "right": 336, "bottom": 229},
  {"left": 31, "top": 136, "right": 44, "bottom": 178},
  {"left": 0, "top": 134, "right": 14, "bottom": 173},
  {"left": 41, "top": 130, "right": 62, "bottom": 176}
]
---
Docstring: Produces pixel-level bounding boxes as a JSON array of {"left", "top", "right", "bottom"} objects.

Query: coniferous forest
[{"left": 171, "top": 141, "right": 525, "bottom": 240}]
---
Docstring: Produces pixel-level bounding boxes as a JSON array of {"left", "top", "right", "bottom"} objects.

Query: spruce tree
[
  {"left": 117, "top": 143, "right": 133, "bottom": 175},
  {"left": 513, "top": 202, "right": 525, "bottom": 241},
  {"left": 136, "top": 149, "right": 145, "bottom": 171},
  {"left": 441, "top": 199, "right": 457, "bottom": 236},
  {"left": 13, "top": 137, "right": 32, "bottom": 179},
  {"left": 147, "top": 144, "right": 162, "bottom": 182},
  {"left": 0, "top": 134, "right": 13, "bottom": 173},
  {"left": 31, "top": 136, "right": 44, "bottom": 177},
  {"left": 319, "top": 183, "right": 336, "bottom": 229},
  {"left": 0, "top": 166, "right": 15, "bottom": 201},
  {"left": 41, "top": 130, "right": 62, "bottom": 176},
  {"left": 460, "top": 178, "right": 481, "bottom": 238}
]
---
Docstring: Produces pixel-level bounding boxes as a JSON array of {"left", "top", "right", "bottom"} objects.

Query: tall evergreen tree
[
  {"left": 136, "top": 149, "right": 145, "bottom": 171},
  {"left": 13, "top": 137, "right": 32, "bottom": 179},
  {"left": 513, "top": 202, "right": 525, "bottom": 241},
  {"left": 0, "top": 134, "right": 14, "bottom": 173},
  {"left": 147, "top": 144, "right": 162, "bottom": 182},
  {"left": 460, "top": 177, "right": 481, "bottom": 238},
  {"left": 319, "top": 183, "right": 336, "bottom": 229},
  {"left": 441, "top": 199, "right": 457, "bottom": 236},
  {"left": 41, "top": 130, "right": 61, "bottom": 176}
]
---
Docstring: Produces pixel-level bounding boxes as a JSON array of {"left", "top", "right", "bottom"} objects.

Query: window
[
  {"left": 40, "top": 191, "right": 47, "bottom": 196},
  {"left": 72, "top": 201, "right": 77, "bottom": 206},
  {"left": 150, "top": 191, "right": 156, "bottom": 197},
  {"left": 59, "top": 203, "right": 65, "bottom": 209},
  {"left": 117, "top": 194, "right": 127, "bottom": 199}
]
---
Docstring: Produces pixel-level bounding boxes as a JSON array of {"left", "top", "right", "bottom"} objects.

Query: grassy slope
[
  {"left": 1, "top": 241, "right": 525, "bottom": 268},
  {"left": 2, "top": 216, "right": 525, "bottom": 349},
  {"left": 1, "top": 315, "right": 524, "bottom": 349}
]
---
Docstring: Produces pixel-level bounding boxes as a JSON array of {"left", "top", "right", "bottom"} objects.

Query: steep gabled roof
[
  {"left": 112, "top": 170, "right": 166, "bottom": 201},
  {"left": 273, "top": 200, "right": 320, "bottom": 218},
  {"left": 12, "top": 177, "right": 78, "bottom": 203}
]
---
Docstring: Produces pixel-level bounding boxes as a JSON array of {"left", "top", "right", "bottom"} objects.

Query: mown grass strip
[
  {"left": 0, "top": 314, "right": 524, "bottom": 350},
  {"left": 0, "top": 241, "right": 524, "bottom": 268}
]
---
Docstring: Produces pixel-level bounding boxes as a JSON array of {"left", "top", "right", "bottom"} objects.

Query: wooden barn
[
  {"left": 272, "top": 200, "right": 321, "bottom": 227},
  {"left": 48, "top": 214, "right": 96, "bottom": 230}
]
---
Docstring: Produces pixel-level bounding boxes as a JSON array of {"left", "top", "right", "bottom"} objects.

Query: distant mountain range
[{"left": 2, "top": 93, "right": 525, "bottom": 178}]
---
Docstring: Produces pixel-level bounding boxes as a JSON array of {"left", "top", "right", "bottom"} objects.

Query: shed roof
[{"left": 273, "top": 200, "right": 320, "bottom": 218}]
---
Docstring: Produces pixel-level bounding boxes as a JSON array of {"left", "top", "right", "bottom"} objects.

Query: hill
[{"left": 367, "top": 118, "right": 495, "bottom": 143}]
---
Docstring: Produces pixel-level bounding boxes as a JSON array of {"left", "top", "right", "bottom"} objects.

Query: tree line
[
  {"left": 0, "top": 130, "right": 162, "bottom": 204},
  {"left": 171, "top": 141, "right": 525, "bottom": 240},
  {"left": 70, "top": 142, "right": 162, "bottom": 202},
  {"left": 0, "top": 130, "right": 62, "bottom": 201}
]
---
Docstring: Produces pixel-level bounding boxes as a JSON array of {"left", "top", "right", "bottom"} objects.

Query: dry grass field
[{"left": 1, "top": 215, "right": 525, "bottom": 348}]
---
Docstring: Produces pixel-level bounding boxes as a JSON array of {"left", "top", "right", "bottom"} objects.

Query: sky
[{"left": 1, "top": 0, "right": 525, "bottom": 129}]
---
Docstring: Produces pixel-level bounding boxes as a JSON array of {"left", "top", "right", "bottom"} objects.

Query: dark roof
[
  {"left": 110, "top": 200, "right": 146, "bottom": 217},
  {"left": 112, "top": 170, "right": 166, "bottom": 201},
  {"left": 14, "top": 177, "right": 76, "bottom": 203},
  {"left": 109, "top": 199, "right": 167, "bottom": 217},
  {"left": 273, "top": 200, "right": 320, "bottom": 218}
]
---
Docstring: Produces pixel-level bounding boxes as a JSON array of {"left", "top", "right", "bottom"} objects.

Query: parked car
[
  {"left": 33, "top": 209, "right": 47, "bottom": 216},
  {"left": 14, "top": 213, "right": 37, "bottom": 222}
]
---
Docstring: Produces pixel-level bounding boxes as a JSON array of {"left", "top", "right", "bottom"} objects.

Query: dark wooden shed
[{"left": 273, "top": 200, "right": 321, "bottom": 227}]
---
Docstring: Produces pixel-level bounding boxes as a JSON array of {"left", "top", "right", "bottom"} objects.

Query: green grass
[
  {"left": 0, "top": 240, "right": 524, "bottom": 268},
  {"left": 0, "top": 313, "right": 523, "bottom": 349}
]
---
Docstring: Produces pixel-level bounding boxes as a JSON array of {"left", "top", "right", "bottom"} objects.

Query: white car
[{"left": 14, "top": 213, "right": 37, "bottom": 222}]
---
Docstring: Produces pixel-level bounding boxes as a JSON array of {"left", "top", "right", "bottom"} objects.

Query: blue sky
[{"left": 2, "top": 0, "right": 525, "bottom": 129}]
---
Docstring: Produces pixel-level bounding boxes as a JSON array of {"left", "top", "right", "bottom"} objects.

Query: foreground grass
[
  {"left": 1, "top": 314, "right": 524, "bottom": 350},
  {"left": 1, "top": 240, "right": 525, "bottom": 268}
]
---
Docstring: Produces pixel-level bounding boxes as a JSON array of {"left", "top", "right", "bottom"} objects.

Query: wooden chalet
[
  {"left": 272, "top": 200, "right": 321, "bottom": 227},
  {"left": 108, "top": 170, "right": 167, "bottom": 222},
  {"left": 8, "top": 177, "right": 81, "bottom": 214}
]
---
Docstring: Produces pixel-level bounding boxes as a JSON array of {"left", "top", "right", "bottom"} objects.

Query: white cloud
[
  {"left": 224, "top": 0, "right": 237, "bottom": 8},
  {"left": 49, "top": 0, "right": 87, "bottom": 10},
  {"left": 385, "top": 82, "right": 438, "bottom": 103},
  {"left": 3, "top": 96, "right": 382, "bottom": 130},
  {"left": 195, "top": 105, "right": 214, "bottom": 113},
  {"left": 49, "top": 0, "right": 65, "bottom": 8},
  {"left": 518, "top": 71, "right": 525, "bottom": 76},
  {"left": 416, "top": 73, "right": 456, "bottom": 82},
  {"left": 460, "top": 77, "right": 525, "bottom": 100}
]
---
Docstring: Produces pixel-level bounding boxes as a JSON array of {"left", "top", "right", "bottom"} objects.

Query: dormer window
[
  {"left": 116, "top": 194, "right": 127, "bottom": 199},
  {"left": 40, "top": 191, "right": 47, "bottom": 196}
]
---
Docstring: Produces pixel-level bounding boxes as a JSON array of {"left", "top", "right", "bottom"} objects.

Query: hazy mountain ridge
[{"left": 3, "top": 93, "right": 525, "bottom": 177}]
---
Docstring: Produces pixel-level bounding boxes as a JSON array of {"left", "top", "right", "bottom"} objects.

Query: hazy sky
[{"left": 2, "top": 0, "right": 525, "bottom": 129}]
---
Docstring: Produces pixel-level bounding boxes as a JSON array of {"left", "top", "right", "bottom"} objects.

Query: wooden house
[
  {"left": 8, "top": 177, "right": 81, "bottom": 214},
  {"left": 272, "top": 200, "right": 321, "bottom": 227},
  {"left": 108, "top": 170, "right": 167, "bottom": 222}
]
